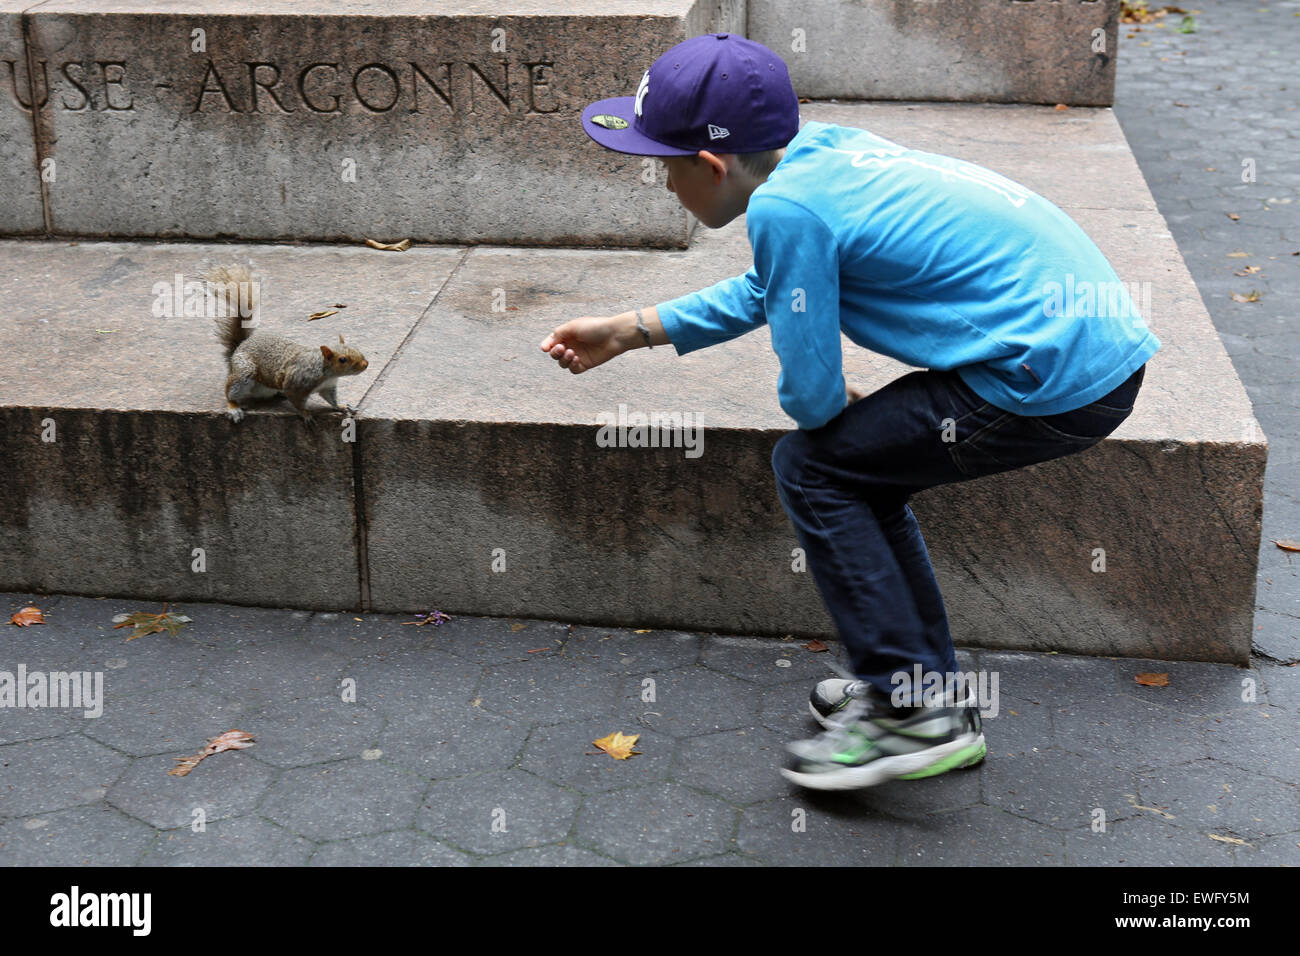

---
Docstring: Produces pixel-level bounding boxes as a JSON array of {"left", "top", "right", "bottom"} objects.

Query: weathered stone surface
[
  {"left": 749, "top": 0, "right": 1119, "bottom": 106},
  {"left": 0, "top": 4, "right": 43, "bottom": 233},
  {"left": 0, "top": 102, "right": 1264, "bottom": 662},
  {"left": 20, "top": 1, "right": 743, "bottom": 247},
  {"left": 0, "top": 240, "right": 461, "bottom": 609}
]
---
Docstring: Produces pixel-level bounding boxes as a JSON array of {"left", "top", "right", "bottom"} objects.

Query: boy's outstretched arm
[{"left": 540, "top": 307, "right": 669, "bottom": 373}]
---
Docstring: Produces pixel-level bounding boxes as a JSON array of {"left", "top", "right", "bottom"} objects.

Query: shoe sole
[{"left": 780, "top": 734, "right": 987, "bottom": 791}]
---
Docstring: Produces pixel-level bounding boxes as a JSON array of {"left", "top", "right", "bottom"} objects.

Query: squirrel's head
[{"left": 320, "top": 334, "right": 369, "bottom": 376}]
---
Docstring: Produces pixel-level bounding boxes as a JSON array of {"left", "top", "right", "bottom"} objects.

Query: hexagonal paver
[
  {"left": 310, "top": 829, "right": 471, "bottom": 866},
  {"left": 139, "top": 815, "right": 313, "bottom": 866},
  {"left": 1112, "top": 659, "right": 1255, "bottom": 716},
  {"left": 379, "top": 704, "right": 529, "bottom": 779},
  {"left": 1051, "top": 692, "right": 1209, "bottom": 770},
  {"left": 851, "top": 760, "right": 983, "bottom": 821},
  {"left": 82, "top": 633, "right": 215, "bottom": 699},
  {"left": 672, "top": 853, "right": 765, "bottom": 866},
  {"left": 0, "top": 707, "right": 75, "bottom": 747},
  {"left": 897, "top": 806, "right": 1066, "bottom": 865},
  {"left": 480, "top": 844, "right": 622, "bottom": 867},
  {"left": 736, "top": 794, "right": 895, "bottom": 865},
  {"left": 758, "top": 679, "right": 824, "bottom": 735},
  {"left": 108, "top": 751, "right": 273, "bottom": 830},
  {"left": 1136, "top": 760, "right": 1300, "bottom": 841},
  {"left": 0, "top": 735, "right": 131, "bottom": 816},
  {"left": 577, "top": 782, "right": 736, "bottom": 865},
  {"left": 301, "top": 611, "right": 418, "bottom": 658},
  {"left": 983, "top": 748, "right": 1141, "bottom": 830},
  {"left": 164, "top": 602, "right": 310, "bottom": 650},
  {"left": 521, "top": 719, "right": 673, "bottom": 794},
  {"left": 977, "top": 651, "right": 1119, "bottom": 706},
  {"left": 1234, "top": 831, "right": 1300, "bottom": 866},
  {"left": 240, "top": 698, "right": 385, "bottom": 768},
  {"left": 0, "top": 805, "right": 155, "bottom": 865},
  {"left": 83, "top": 687, "right": 257, "bottom": 757},
  {"left": 560, "top": 626, "right": 700, "bottom": 674},
  {"left": 197, "top": 639, "right": 349, "bottom": 709},
  {"left": 1063, "top": 815, "right": 1236, "bottom": 866},
  {"left": 260, "top": 759, "right": 425, "bottom": 841},
  {"left": 477, "top": 658, "right": 617, "bottom": 725},
  {"left": 439, "top": 618, "right": 571, "bottom": 666},
  {"left": 344, "top": 647, "right": 484, "bottom": 716},
  {"left": 1204, "top": 705, "right": 1300, "bottom": 785},
  {"left": 417, "top": 769, "right": 579, "bottom": 855},
  {"left": 617, "top": 666, "right": 759, "bottom": 738},
  {"left": 1259, "top": 662, "right": 1300, "bottom": 711},
  {"left": 700, "top": 635, "right": 848, "bottom": 686},
  {"left": 980, "top": 699, "right": 1053, "bottom": 758},
  {"left": 672, "top": 727, "right": 789, "bottom": 806}
]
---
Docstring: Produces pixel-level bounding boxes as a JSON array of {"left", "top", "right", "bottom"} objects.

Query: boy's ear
[{"left": 320, "top": 345, "right": 335, "bottom": 360}]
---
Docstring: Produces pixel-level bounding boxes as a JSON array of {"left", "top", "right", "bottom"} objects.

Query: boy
[{"left": 540, "top": 34, "right": 1159, "bottom": 791}]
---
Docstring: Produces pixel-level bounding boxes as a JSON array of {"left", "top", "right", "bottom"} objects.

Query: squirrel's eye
[{"left": 340, "top": 357, "right": 349, "bottom": 364}]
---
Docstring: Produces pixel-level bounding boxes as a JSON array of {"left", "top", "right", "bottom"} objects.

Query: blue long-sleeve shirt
[{"left": 656, "top": 120, "right": 1161, "bottom": 429}]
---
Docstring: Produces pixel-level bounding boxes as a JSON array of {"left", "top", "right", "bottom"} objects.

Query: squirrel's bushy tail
[{"left": 205, "top": 264, "right": 260, "bottom": 360}]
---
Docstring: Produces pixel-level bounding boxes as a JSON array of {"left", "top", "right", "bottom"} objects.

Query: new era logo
[{"left": 708, "top": 124, "right": 730, "bottom": 140}]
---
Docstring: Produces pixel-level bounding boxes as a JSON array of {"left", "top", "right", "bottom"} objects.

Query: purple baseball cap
[{"left": 581, "top": 33, "right": 799, "bottom": 157}]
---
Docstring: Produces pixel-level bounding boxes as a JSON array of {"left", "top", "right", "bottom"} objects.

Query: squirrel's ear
[
  {"left": 338, "top": 333, "right": 345, "bottom": 345},
  {"left": 320, "top": 345, "right": 334, "bottom": 360}
]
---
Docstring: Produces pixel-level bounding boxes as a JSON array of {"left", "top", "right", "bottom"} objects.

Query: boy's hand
[{"left": 540, "top": 316, "right": 631, "bottom": 374}]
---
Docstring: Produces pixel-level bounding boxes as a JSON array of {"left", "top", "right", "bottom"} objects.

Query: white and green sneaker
[{"left": 784, "top": 685, "right": 986, "bottom": 791}]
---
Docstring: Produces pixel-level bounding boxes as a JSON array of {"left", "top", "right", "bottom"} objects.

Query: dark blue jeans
[{"left": 771, "top": 365, "right": 1145, "bottom": 699}]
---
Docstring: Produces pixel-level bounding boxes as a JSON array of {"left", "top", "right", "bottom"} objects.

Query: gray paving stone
[
  {"left": 241, "top": 698, "right": 385, "bottom": 768},
  {"left": 1204, "top": 705, "right": 1300, "bottom": 786},
  {"left": 698, "top": 635, "right": 848, "bottom": 686},
  {"left": 1136, "top": 760, "right": 1300, "bottom": 842},
  {"left": 0, "top": 805, "right": 154, "bottom": 866},
  {"left": 617, "top": 666, "right": 759, "bottom": 739},
  {"left": 140, "top": 815, "right": 314, "bottom": 866},
  {"left": 438, "top": 618, "right": 570, "bottom": 667},
  {"left": 108, "top": 751, "right": 273, "bottom": 830},
  {"left": 736, "top": 794, "right": 896, "bottom": 866},
  {"left": 343, "top": 647, "right": 483, "bottom": 717},
  {"left": 82, "top": 632, "right": 216, "bottom": 698},
  {"left": 167, "top": 602, "right": 311, "bottom": 650},
  {"left": 849, "top": 760, "right": 983, "bottom": 822},
  {"left": 980, "top": 699, "right": 1053, "bottom": 758},
  {"left": 1062, "top": 815, "right": 1237, "bottom": 866},
  {"left": 1112, "top": 659, "right": 1256, "bottom": 716},
  {"left": 576, "top": 782, "right": 736, "bottom": 866},
  {"left": 378, "top": 704, "right": 529, "bottom": 780},
  {"left": 673, "top": 852, "right": 765, "bottom": 866},
  {"left": 983, "top": 747, "right": 1142, "bottom": 831},
  {"left": 476, "top": 657, "right": 618, "bottom": 726},
  {"left": 0, "top": 707, "right": 75, "bottom": 747},
  {"left": 560, "top": 625, "right": 700, "bottom": 675},
  {"left": 82, "top": 686, "right": 260, "bottom": 757},
  {"left": 301, "top": 610, "right": 418, "bottom": 659},
  {"left": 197, "top": 639, "right": 349, "bottom": 710},
  {"left": 480, "top": 844, "right": 622, "bottom": 867},
  {"left": 672, "top": 727, "right": 790, "bottom": 806},
  {"left": 897, "top": 806, "right": 1066, "bottom": 866},
  {"left": 520, "top": 718, "right": 673, "bottom": 795},
  {"left": 310, "top": 829, "right": 471, "bottom": 867},
  {"left": 1258, "top": 662, "right": 1300, "bottom": 711},
  {"left": 260, "top": 758, "right": 424, "bottom": 842},
  {"left": 0, "top": 735, "right": 131, "bottom": 816},
  {"left": 416, "top": 769, "right": 580, "bottom": 856},
  {"left": 976, "top": 651, "right": 1119, "bottom": 706},
  {"left": 1051, "top": 692, "right": 1210, "bottom": 770},
  {"left": 757, "top": 679, "right": 824, "bottom": 735},
  {"left": 3, "top": 594, "right": 87, "bottom": 668},
  {"left": 1234, "top": 831, "right": 1300, "bottom": 866}
]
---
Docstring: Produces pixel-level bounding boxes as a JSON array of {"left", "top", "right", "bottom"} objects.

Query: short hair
[{"left": 734, "top": 149, "right": 783, "bottom": 180}]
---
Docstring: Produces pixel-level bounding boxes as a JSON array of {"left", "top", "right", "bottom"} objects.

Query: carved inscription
[{"left": 2, "top": 57, "right": 560, "bottom": 115}]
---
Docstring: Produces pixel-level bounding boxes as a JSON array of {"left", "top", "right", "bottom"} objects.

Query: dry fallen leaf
[
  {"left": 1233, "top": 265, "right": 1262, "bottom": 276},
  {"left": 1208, "top": 833, "right": 1249, "bottom": 847},
  {"left": 402, "top": 609, "right": 451, "bottom": 627},
  {"left": 510, "top": 622, "right": 527, "bottom": 632},
  {"left": 804, "top": 640, "right": 829, "bottom": 653},
  {"left": 113, "top": 604, "right": 190, "bottom": 641},
  {"left": 10, "top": 606, "right": 44, "bottom": 626},
  {"left": 308, "top": 309, "right": 339, "bottom": 321},
  {"left": 365, "top": 238, "right": 412, "bottom": 252},
  {"left": 1230, "top": 290, "right": 1262, "bottom": 302},
  {"left": 1226, "top": 251, "right": 1250, "bottom": 258},
  {"left": 1274, "top": 540, "right": 1300, "bottom": 553},
  {"left": 167, "top": 730, "right": 255, "bottom": 777},
  {"left": 1054, "top": 103, "right": 1069, "bottom": 111},
  {"left": 1226, "top": 212, "right": 1241, "bottom": 221},
  {"left": 1135, "top": 672, "right": 1170, "bottom": 687},
  {"left": 634, "top": 629, "right": 652, "bottom": 634},
  {"left": 592, "top": 731, "right": 641, "bottom": 760}
]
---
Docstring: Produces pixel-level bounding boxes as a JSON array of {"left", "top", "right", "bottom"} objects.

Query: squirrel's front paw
[{"left": 227, "top": 406, "right": 246, "bottom": 423}]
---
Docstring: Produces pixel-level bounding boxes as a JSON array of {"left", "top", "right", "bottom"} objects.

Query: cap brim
[{"left": 581, "top": 97, "right": 698, "bottom": 156}]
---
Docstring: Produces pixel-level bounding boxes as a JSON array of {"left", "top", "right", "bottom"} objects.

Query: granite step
[{"left": 0, "top": 101, "right": 1266, "bottom": 663}]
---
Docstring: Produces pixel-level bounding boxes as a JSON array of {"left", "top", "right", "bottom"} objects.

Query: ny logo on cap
[
  {"left": 634, "top": 71, "right": 650, "bottom": 118},
  {"left": 708, "top": 124, "right": 730, "bottom": 140}
]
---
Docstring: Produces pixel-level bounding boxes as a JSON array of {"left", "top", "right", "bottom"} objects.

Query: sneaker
[
  {"left": 809, "top": 678, "right": 868, "bottom": 728},
  {"left": 783, "top": 686, "right": 986, "bottom": 791}
]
